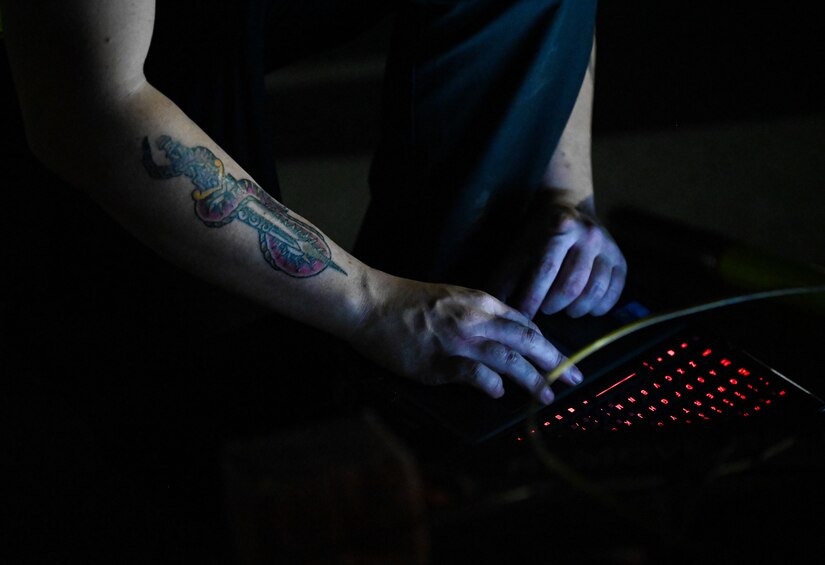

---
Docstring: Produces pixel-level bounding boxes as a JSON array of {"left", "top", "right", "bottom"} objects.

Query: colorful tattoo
[{"left": 142, "top": 135, "right": 346, "bottom": 277}]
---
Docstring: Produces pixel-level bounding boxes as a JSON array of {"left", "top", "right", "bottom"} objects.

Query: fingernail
[
  {"left": 541, "top": 388, "right": 555, "bottom": 405},
  {"left": 570, "top": 368, "right": 584, "bottom": 385}
]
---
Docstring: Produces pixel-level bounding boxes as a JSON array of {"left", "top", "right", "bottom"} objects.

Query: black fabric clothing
[
  {"left": 358, "top": 0, "right": 596, "bottom": 288},
  {"left": 2, "top": 1, "right": 597, "bottom": 562}
]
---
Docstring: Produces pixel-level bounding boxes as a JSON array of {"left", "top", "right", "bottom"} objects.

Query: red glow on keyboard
[
  {"left": 595, "top": 373, "right": 637, "bottom": 397},
  {"left": 515, "top": 336, "right": 788, "bottom": 441}
]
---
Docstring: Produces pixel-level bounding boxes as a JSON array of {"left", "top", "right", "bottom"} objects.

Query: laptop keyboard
[{"left": 516, "top": 334, "right": 805, "bottom": 442}]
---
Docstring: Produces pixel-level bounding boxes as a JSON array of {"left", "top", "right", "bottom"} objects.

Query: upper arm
[{"left": 1, "top": 0, "right": 155, "bottom": 148}]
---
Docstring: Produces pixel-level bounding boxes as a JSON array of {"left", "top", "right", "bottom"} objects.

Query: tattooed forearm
[{"left": 142, "top": 135, "right": 346, "bottom": 277}]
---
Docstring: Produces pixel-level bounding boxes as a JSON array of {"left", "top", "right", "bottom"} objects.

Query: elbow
[{"left": 17, "top": 86, "right": 137, "bottom": 187}]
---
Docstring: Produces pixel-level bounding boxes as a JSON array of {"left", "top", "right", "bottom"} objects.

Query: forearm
[
  {"left": 542, "top": 36, "right": 596, "bottom": 213},
  {"left": 27, "top": 82, "right": 370, "bottom": 340}
]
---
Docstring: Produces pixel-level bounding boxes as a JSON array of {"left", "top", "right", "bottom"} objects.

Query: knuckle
[
  {"left": 563, "top": 276, "right": 588, "bottom": 299},
  {"left": 537, "top": 256, "right": 560, "bottom": 277},
  {"left": 549, "top": 349, "right": 564, "bottom": 369},
  {"left": 453, "top": 312, "right": 476, "bottom": 338},
  {"left": 521, "top": 326, "right": 539, "bottom": 347},
  {"left": 442, "top": 331, "right": 466, "bottom": 353},
  {"left": 589, "top": 279, "right": 607, "bottom": 299},
  {"left": 477, "top": 293, "right": 500, "bottom": 311},
  {"left": 504, "top": 348, "right": 520, "bottom": 367},
  {"left": 465, "top": 361, "right": 486, "bottom": 385},
  {"left": 465, "top": 288, "right": 487, "bottom": 301},
  {"left": 483, "top": 342, "right": 510, "bottom": 365},
  {"left": 582, "top": 228, "right": 600, "bottom": 247},
  {"left": 527, "top": 371, "right": 545, "bottom": 395}
]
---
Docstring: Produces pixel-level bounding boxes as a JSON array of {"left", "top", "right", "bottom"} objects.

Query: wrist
[{"left": 342, "top": 265, "right": 389, "bottom": 345}]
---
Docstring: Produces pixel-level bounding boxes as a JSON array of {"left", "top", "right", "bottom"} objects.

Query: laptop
[
  {"left": 343, "top": 210, "right": 825, "bottom": 448},
  {"left": 344, "top": 294, "right": 824, "bottom": 450}
]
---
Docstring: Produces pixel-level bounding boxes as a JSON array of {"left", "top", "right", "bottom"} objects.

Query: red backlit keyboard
[{"left": 517, "top": 334, "right": 808, "bottom": 442}]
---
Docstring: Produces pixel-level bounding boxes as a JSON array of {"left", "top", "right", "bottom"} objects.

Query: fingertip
[
  {"left": 479, "top": 371, "right": 505, "bottom": 398},
  {"left": 540, "top": 301, "right": 564, "bottom": 316},
  {"left": 570, "top": 366, "right": 584, "bottom": 385},
  {"left": 589, "top": 303, "right": 612, "bottom": 317},
  {"left": 560, "top": 365, "right": 584, "bottom": 387},
  {"left": 540, "top": 387, "right": 555, "bottom": 405},
  {"left": 565, "top": 304, "right": 588, "bottom": 318},
  {"left": 515, "top": 299, "right": 539, "bottom": 322}
]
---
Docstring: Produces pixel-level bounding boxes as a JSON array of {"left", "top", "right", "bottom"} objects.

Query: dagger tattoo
[{"left": 142, "top": 135, "right": 346, "bottom": 277}]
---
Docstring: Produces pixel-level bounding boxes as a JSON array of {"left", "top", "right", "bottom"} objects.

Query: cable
[{"left": 543, "top": 285, "right": 825, "bottom": 387}]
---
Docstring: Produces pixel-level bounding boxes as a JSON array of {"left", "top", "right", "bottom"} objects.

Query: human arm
[
  {"left": 1, "top": 0, "right": 582, "bottom": 402},
  {"left": 488, "top": 37, "right": 627, "bottom": 320}
]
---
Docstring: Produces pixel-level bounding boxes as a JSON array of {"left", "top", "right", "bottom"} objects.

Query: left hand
[{"left": 486, "top": 193, "right": 627, "bottom": 320}]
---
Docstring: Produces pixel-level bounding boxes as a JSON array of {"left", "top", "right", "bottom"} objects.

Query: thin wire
[{"left": 543, "top": 285, "right": 825, "bottom": 387}]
